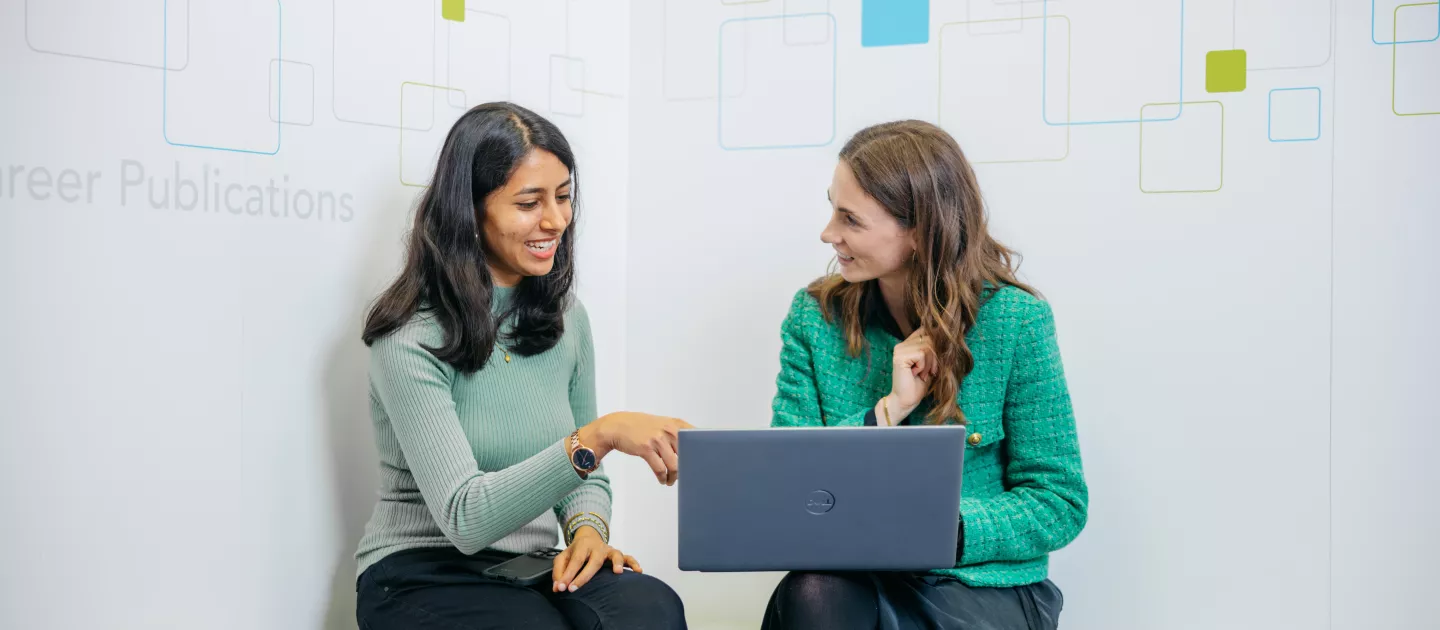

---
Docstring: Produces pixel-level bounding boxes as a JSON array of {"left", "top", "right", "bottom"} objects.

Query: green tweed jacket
[{"left": 770, "top": 283, "right": 1088, "bottom": 587}]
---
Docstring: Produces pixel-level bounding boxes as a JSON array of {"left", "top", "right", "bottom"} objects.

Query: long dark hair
[
  {"left": 810, "top": 120, "right": 1036, "bottom": 425},
  {"left": 362, "top": 102, "right": 579, "bottom": 373}
]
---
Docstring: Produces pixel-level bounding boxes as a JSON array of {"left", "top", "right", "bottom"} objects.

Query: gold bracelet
[
  {"left": 564, "top": 512, "right": 610, "bottom": 545},
  {"left": 569, "top": 517, "right": 608, "bottom": 545},
  {"left": 564, "top": 513, "right": 597, "bottom": 542},
  {"left": 881, "top": 396, "right": 893, "bottom": 427}
]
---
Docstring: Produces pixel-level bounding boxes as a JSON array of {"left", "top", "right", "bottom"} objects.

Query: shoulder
[
  {"left": 564, "top": 296, "right": 592, "bottom": 336},
  {"left": 976, "top": 284, "right": 1055, "bottom": 342},
  {"left": 566, "top": 296, "right": 590, "bottom": 322},
  {"left": 781, "top": 286, "right": 831, "bottom": 333},
  {"left": 980, "top": 284, "right": 1050, "bottom": 320},
  {"left": 372, "top": 311, "right": 445, "bottom": 351},
  {"left": 369, "top": 311, "right": 450, "bottom": 373},
  {"left": 786, "top": 286, "right": 824, "bottom": 316}
]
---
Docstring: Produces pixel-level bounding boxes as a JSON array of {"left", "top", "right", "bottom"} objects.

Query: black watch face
[{"left": 572, "top": 448, "right": 597, "bottom": 471}]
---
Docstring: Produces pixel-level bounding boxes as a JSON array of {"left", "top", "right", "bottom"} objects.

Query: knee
[
  {"left": 612, "top": 572, "right": 686, "bottom": 626},
  {"left": 777, "top": 572, "right": 863, "bottom": 608}
]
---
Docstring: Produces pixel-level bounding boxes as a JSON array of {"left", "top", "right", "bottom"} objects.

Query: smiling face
[
  {"left": 480, "top": 149, "right": 574, "bottom": 287},
  {"left": 820, "top": 160, "right": 915, "bottom": 284}
]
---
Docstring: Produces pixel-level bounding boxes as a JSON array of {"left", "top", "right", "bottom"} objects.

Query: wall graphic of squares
[
  {"left": 1392, "top": 3, "right": 1440, "bottom": 115},
  {"left": 663, "top": 0, "right": 750, "bottom": 100},
  {"left": 1235, "top": 0, "right": 1331, "bottom": 69},
  {"left": 718, "top": 15, "right": 836, "bottom": 150},
  {"left": 1206, "top": 50, "right": 1247, "bottom": 93},
  {"left": 400, "top": 83, "right": 468, "bottom": 187},
  {"left": 1373, "top": 0, "right": 1440, "bottom": 44},
  {"left": 1139, "top": 101, "right": 1224, "bottom": 194},
  {"left": 334, "top": 0, "right": 436, "bottom": 129},
  {"left": 549, "top": 56, "right": 585, "bottom": 117},
  {"left": 567, "top": 0, "right": 627, "bottom": 96},
  {"left": 445, "top": 10, "right": 510, "bottom": 108},
  {"left": 938, "top": 16, "right": 1070, "bottom": 164},
  {"left": 1043, "top": 0, "right": 1185, "bottom": 125},
  {"left": 163, "top": 1, "right": 280, "bottom": 154},
  {"left": 965, "top": 0, "right": 1024, "bottom": 35},
  {"left": 1268, "top": 88, "right": 1322, "bottom": 142},
  {"left": 862, "top": 0, "right": 929, "bottom": 47},
  {"left": 784, "top": 0, "right": 832, "bottom": 45},
  {"left": 269, "top": 60, "right": 315, "bottom": 126},
  {"left": 442, "top": 0, "right": 464, "bottom": 22},
  {"left": 25, "top": 0, "right": 189, "bottom": 69}
]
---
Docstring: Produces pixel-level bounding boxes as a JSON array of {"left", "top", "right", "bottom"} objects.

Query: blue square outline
[
  {"left": 1371, "top": 0, "right": 1440, "bottom": 45},
  {"left": 163, "top": 0, "right": 282, "bottom": 155},
  {"left": 1267, "top": 87, "right": 1323, "bottom": 143},
  {"left": 716, "top": 12, "right": 838, "bottom": 151},
  {"left": 936, "top": 16, "right": 1072, "bottom": 165}
]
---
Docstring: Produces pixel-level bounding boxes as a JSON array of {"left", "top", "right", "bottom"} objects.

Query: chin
[
  {"left": 523, "top": 260, "right": 557, "bottom": 277},
  {"left": 837, "top": 266, "right": 871, "bottom": 284}
]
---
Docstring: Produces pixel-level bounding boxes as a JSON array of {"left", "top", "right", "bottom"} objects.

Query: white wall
[
  {"left": 0, "top": 1, "right": 629, "bottom": 628},
  {"left": 623, "top": 0, "right": 1438, "bottom": 629},
  {"left": 3, "top": 1, "right": 1438, "bottom": 629}
]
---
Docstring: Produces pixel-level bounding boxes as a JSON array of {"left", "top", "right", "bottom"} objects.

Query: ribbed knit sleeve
[
  {"left": 369, "top": 319, "right": 585, "bottom": 555},
  {"left": 772, "top": 290, "right": 871, "bottom": 428},
  {"left": 958, "top": 300, "right": 1089, "bottom": 564},
  {"left": 553, "top": 302, "right": 613, "bottom": 535}
]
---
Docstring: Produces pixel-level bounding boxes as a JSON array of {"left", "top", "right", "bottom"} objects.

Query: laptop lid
[{"left": 678, "top": 426, "right": 965, "bottom": 572}]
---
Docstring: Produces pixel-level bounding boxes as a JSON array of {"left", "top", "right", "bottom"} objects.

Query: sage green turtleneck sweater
[{"left": 355, "top": 286, "right": 609, "bottom": 577}]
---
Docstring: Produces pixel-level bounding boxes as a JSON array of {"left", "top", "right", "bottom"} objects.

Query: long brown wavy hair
[{"left": 810, "top": 120, "right": 1036, "bottom": 426}]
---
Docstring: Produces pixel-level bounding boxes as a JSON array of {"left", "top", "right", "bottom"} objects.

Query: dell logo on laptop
[{"left": 805, "top": 490, "right": 836, "bottom": 515}]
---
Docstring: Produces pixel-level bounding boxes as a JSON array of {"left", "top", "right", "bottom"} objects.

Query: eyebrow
[{"left": 515, "top": 179, "right": 572, "bottom": 196}]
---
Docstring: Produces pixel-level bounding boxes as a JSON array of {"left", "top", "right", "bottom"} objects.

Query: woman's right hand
[
  {"left": 887, "top": 328, "right": 939, "bottom": 422},
  {"left": 578, "top": 412, "right": 693, "bottom": 486}
]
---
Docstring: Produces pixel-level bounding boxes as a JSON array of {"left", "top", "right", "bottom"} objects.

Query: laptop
[{"left": 678, "top": 426, "right": 966, "bottom": 572}]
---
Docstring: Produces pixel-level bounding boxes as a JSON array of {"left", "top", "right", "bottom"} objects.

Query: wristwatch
[{"left": 568, "top": 430, "right": 598, "bottom": 478}]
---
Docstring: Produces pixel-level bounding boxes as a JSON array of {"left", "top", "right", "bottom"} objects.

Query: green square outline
[
  {"left": 936, "top": 15, "right": 1071, "bottom": 165},
  {"left": 1138, "top": 100, "right": 1224, "bottom": 194},
  {"left": 1205, "top": 49, "right": 1247, "bottom": 93},
  {"left": 1392, "top": 3, "right": 1440, "bottom": 116},
  {"left": 400, "top": 82, "right": 468, "bottom": 188}
]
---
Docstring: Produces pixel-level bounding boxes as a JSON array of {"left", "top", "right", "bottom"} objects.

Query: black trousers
[
  {"left": 356, "top": 547, "right": 686, "bottom": 630},
  {"left": 762, "top": 571, "right": 1063, "bottom": 630}
]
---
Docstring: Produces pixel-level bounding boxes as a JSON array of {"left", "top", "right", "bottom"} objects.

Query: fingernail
[
  {"left": 556, "top": 582, "right": 565, "bottom": 590},
  {"left": 569, "top": 584, "right": 578, "bottom": 592}
]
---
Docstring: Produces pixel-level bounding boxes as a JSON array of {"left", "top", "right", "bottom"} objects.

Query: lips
[{"left": 525, "top": 237, "right": 559, "bottom": 260}]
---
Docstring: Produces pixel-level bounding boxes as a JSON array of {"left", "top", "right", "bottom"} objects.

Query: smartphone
[{"left": 481, "top": 549, "right": 559, "bottom": 586}]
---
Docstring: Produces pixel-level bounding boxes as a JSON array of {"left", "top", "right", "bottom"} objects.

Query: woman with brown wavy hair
[{"left": 764, "top": 120, "right": 1088, "bottom": 630}]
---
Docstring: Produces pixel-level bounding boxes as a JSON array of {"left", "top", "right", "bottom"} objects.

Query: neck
[
  {"left": 488, "top": 265, "right": 521, "bottom": 288},
  {"left": 876, "top": 273, "right": 913, "bottom": 338}
]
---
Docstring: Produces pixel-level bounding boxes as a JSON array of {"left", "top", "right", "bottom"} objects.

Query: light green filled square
[
  {"left": 442, "top": 0, "right": 465, "bottom": 23},
  {"left": 1206, "top": 49, "right": 1246, "bottom": 93}
]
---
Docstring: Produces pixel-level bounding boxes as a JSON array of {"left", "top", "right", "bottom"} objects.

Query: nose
[
  {"left": 820, "top": 217, "right": 841, "bottom": 245},
  {"left": 539, "top": 198, "right": 568, "bottom": 233}
]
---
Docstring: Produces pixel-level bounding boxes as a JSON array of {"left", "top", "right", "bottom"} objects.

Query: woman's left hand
[{"left": 552, "top": 527, "right": 642, "bottom": 592}]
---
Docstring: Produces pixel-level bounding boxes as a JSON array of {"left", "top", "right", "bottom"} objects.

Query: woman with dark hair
[
  {"left": 763, "top": 120, "right": 1088, "bottom": 630},
  {"left": 354, "top": 102, "right": 688, "bottom": 629}
]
